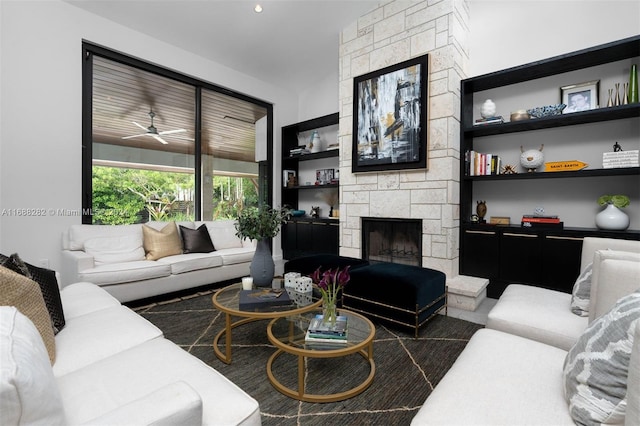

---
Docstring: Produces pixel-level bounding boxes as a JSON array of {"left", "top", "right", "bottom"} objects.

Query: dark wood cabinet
[
  {"left": 281, "top": 113, "right": 339, "bottom": 259},
  {"left": 459, "top": 36, "right": 640, "bottom": 298}
]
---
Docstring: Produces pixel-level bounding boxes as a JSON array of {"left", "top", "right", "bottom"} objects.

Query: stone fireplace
[
  {"left": 337, "top": 0, "right": 468, "bottom": 279},
  {"left": 362, "top": 218, "right": 422, "bottom": 266}
]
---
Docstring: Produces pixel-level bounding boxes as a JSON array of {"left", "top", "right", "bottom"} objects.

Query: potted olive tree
[{"left": 235, "top": 205, "right": 290, "bottom": 286}]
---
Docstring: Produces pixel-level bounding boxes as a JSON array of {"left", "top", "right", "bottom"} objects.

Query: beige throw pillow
[
  {"left": 143, "top": 223, "right": 183, "bottom": 260},
  {"left": 0, "top": 265, "right": 56, "bottom": 364}
]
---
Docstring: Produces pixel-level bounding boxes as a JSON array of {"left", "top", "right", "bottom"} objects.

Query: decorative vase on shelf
[
  {"left": 629, "top": 64, "right": 639, "bottom": 104},
  {"left": 250, "top": 239, "right": 275, "bottom": 286},
  {"left": 595, "top": 204, "right": 630, "bottom": 231}
]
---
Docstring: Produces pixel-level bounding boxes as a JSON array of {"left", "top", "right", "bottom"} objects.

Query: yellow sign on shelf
[{"left": 544, "top": 160, "right": 588, "bottom": 172}]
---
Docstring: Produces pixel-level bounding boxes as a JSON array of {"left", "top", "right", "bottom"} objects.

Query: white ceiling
[{"left": 67, "top": 0, "right": 380, "bottom": 93}]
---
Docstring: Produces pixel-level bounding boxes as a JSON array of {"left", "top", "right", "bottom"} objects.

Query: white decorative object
[
  {"left": 284, "top": 272, "right": 300, "bottom": 288},
  {"left": 294, "top": 276, "right": 313, "bottom": 293},
  {"left": 595, "top": 204, "right": 630, "bottom": 230},
  {"left": 481, "top": 99, "right": 496, "bottom": 118},
  {"left": 241, "top": 276, "right": 253, "bottom": 290},
  {"left": 309, "top": 130, "right": 321, "bottom": 153},
  {"left": 520, "top": 144, "right": 545, "bottom": 172}
]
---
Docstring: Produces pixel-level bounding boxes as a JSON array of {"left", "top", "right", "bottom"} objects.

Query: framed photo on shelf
[
  {"left": 561, "top": 80, "right": 599, "bottom": 114},
  {"left": 283, "top": 170, "right": 296, "bottom": 187},
  {"left": 315, "top": 169, "right": 334, "bottom": 185},
  {"left": 352, "top": 54, "right": 429, "bottom": 173}
]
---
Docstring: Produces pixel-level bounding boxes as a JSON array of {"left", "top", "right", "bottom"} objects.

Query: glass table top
[
  {"left": 269, "top": 309, "right": 375, "bottom": 352},
  {"left": 213, "top": 282, "right": 320, "bottom": 315}
]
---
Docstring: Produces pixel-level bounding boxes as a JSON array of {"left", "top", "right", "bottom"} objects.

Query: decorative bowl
[
  {"left": 526, "top": 104, "right": 566, "bottom": 118},
  {"left": 291, "top": 210, "right": 306, "bottom": 217},
  {"left": 510, "top": 110, "right": 530, "bottom": 121}
]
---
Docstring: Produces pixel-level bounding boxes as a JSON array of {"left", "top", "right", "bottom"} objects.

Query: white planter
[{"left": 595, "top": 204, "right": 630, "bottom": 230}]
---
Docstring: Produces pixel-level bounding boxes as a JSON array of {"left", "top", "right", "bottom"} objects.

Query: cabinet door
[
  {"left": 311, "top": 222, "right": 339, "bottom": 255},
  {"left": 281, "top": 223, "right": 297, "bottom": 260},
  {"left": 541, "top": 235, "right": 583, "bottom": 293},
  {"left": 500, "top": 232, "right": 542, "bottom": 285},
  {"left": 460, "top": 229, "right": 499, "bottom": 279}
]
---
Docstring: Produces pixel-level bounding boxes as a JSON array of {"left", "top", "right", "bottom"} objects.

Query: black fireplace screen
[{"left": 362, "top": 218, "right": 422, "bottom": 266}]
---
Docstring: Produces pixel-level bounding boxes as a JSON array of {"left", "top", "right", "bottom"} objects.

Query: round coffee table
[
  {"left": 266, "top": 309, "right": 376, "bottom": 403},
  {"left": 212, "top": 282, "right": 321, "bottom": 364}
]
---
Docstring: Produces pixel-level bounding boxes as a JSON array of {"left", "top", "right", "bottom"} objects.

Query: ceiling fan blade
[
  {"left": 122, "top": 133, "right": 148, "bottom": 139},
  {"left": 158, "top": 129, "right": 186, "bottom": 135},
  {"left": 153, "top": 135, "right": 169, "bottom": 145},
  {"left": 132, "top": 121, "right": 147, "bottom": 131}
]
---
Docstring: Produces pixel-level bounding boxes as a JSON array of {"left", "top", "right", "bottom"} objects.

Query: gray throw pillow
[
  {"left": 563, "top": 290, "right": 640, "bottom": 425},
  {"left": 570, "top": 262, "right": 593, "bottom": 317}
]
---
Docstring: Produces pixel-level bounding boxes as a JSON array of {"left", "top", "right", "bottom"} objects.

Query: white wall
[
  {"left": 0, "top": 0, "right": 298, "bottom": 270},
  {"left": 468, "top": 1, "right": 640, "bottom": 77}
]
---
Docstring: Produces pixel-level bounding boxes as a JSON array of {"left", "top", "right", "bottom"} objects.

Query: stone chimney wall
[{"left": 338, "top": 0, "right": 469, "bottom": 277}]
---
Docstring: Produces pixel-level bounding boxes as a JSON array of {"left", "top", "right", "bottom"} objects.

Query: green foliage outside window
[{"left": 92, "top": 166, "right": 258, "bottom": 224}]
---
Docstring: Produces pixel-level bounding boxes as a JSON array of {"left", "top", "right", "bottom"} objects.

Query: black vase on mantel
[{"left": 250, "top": 239, "right": 275, "bottom": 287}]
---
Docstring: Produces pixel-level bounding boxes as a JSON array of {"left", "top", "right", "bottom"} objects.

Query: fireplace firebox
[{"left": 362, "top": 218, "right": 422, "bottom": 266}]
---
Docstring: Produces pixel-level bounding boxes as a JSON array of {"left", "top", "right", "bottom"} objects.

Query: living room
[
  {"left": 1, "top": 0, "right": 638, "bottom": 274},
  {"left": 1, "top": 1, "right": 640, "bottom": 425}
]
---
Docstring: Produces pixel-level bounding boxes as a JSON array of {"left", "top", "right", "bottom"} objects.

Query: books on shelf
[
  {"left": 521, "top": 215, "right": 563, "bottom": 229},
  {"left": 465, "top": 150, "right": 501, "bottom": 176},
  {"left": 602, "top": 150, "right": 639, "bottom": 168},
  {"left": 473, "top": 116, "right": 504, "bottom": 126}
]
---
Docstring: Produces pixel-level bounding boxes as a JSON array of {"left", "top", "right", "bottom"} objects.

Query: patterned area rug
[{"left": 133, "top": 289, "right": 483, "bottom": 425}]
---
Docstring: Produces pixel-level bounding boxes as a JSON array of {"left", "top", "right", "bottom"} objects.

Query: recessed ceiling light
[{"left": 254, "top": 4, "right": 263, "bottom": 13}]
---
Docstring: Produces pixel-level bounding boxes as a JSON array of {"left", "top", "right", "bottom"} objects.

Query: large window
[{"left": 82, "top": 42, "right": 272, "bottom": 224}]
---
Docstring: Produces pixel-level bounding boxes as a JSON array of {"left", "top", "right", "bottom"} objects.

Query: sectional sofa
[
  {"left": 1, "top": 267, "right": 261, "bottom": 425},
  {"left": 60, "top": 220, "right": 255, "bottom": 302},
  {"left": 412, "top": 237, "right": 640, "bottom": 425}
]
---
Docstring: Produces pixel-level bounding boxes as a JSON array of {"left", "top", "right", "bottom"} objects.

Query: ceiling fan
[{"left": 122, "top": 109, "right": 190, "bottom": 145}]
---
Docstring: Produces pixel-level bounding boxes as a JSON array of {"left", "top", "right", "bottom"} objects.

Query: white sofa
[
  {"left": 1, "top": 280, "right": 261, "bottom": 425},
  {"left": 412, "top": 238, "right": 640, "bottom": 425},
  {"left": 61, "top": 220, "right": 255, "bottom": 302}
]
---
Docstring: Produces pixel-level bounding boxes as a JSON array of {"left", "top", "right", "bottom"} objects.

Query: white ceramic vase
[{"left": 595, "top": 203, "right": 630, "bottom": 230}]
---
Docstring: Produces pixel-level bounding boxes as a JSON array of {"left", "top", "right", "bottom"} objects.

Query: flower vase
[
  {"left": 595, "top": 203, "right": 630, "bottom": 231},
  {"left": 250, "top": 239, "right": 275, "bottom": 286},
  {"left": 322, "top": 300, "right": 337, "bottom": 327}
]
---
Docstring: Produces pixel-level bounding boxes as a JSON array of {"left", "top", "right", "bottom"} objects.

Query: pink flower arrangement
[{"left": 310, "top": 266, "right": 351, "bottom": 324}]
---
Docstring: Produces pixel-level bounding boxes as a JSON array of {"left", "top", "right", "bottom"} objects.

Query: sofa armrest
[
  {"left": 60, "top": 250, "right": 95, "bottom": 288},
  {"left": 80, "top": 381, "right": 202, "bottom": 426}
]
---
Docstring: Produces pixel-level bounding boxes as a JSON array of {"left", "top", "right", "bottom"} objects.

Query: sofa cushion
[
  {"left": 67, "top": 223, "right": 142, "bottom": 251},
  {"left": 84, "top": 234, "right": 145, "bottom": 264},
  {"left": 486, "top": 284, "right": 588, "bottom": 351},
  {"left": 218, "top": 247, "right": 256, "bottom": 266},
  {"left": 411, "top": 328, "right": 573, "bottom": 425},
  {"left": 56, "top": 338, "right": 261, "bottom": 426},
  {"left": 59, "top": 282, "right": 121, "bottom": 320},
  {"left": 626, "top": 321, "right": 640, "bottom": 425},
  {"left": 52, "top": 305, "right": 163, "bottom": 377},
  {"left": 157, "top": 252, "right": 223, "bottom": 275},
  {"left": 570, "top": 262, "right": 593, "bottom": 317},
  {"left": 0, "top": 265, "right": 56, "bottom": 363},
  {"left": 198, "top": 220, "right": 244, "bottom": 249},
  {"left": 590, "top": 251, "right": 640, "bottom": 323},
  {"left": 0, "top": 307, "right": 66, "bottom": 425},
  {"left": 143, "top": 223, "right": 183, "bottom": 260},
  {"left": 563, "top": 289, "right": 640, "bottom": 425},
  {"left": 77, "top": 260, "right": 171, "bottom": 286},
  {"left": 1, "top": 253, "right": 66, "bottom": 334},
  {"left": 180, "top": 224, "right": 215, "bottom": 253}
]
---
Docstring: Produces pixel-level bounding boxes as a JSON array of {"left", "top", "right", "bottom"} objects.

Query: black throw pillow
[
  {"left": 0, "top": 253, "right": 66, "bottom": 334},
  {"left": 180, "top": 224, "right": 215, "bottom": 254}
]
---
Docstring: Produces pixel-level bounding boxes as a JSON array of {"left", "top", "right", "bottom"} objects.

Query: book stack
[
  {"left": 465, "top": 150, "right": 502, "bottom": 176},
  {"left": 521, "top": 215, "right": 563, "bottom": 229},
  {"left": 289, "top": 145, "right": 310, "bottom": 156},
  {"left": 473, "top": 116, "right": 505, "bottom": 126},
  {"left": 602, "top": 150, "right": 639, "bottom": 169},
  {"left": 304, "top": 314, "right": 348, "bottom": 345}
]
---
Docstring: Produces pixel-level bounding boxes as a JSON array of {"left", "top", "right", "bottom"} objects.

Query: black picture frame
[{"left": 352, "top": 55, "right": 428, "bottom": 173}]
